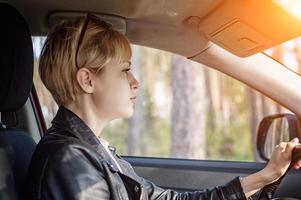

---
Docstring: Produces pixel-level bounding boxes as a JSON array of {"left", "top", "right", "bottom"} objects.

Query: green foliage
[
  {"left": 144, "top": 118, "right": 171, "bottom": 157},
  {"left": 205, "top": 75, "right": 254, "bottom": 161},
  {"left": 206, "top": 116, "right": 253, "bottom": 161},
  {"left": 102, "top": 119, "right": 129, "bottom": 155}
]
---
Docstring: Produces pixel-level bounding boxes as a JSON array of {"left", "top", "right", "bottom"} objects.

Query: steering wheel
[{"left": 256, "top": 145, "right": 301, "bottom": 200}]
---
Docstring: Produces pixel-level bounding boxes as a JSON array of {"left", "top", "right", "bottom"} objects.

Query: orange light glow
[{"left": 274, "top": 0, "right": 301, "bottom": 20}]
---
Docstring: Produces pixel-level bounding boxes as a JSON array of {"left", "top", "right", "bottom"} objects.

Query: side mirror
[{"left": 257, "top": 113, "right": 301, "bottom": 161}]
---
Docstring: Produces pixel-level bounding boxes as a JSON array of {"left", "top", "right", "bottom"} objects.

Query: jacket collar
[
  {"left": 50, "top": 106, "right": 121, "bottom": 172},
  {"left": 51, "top": 106, "right": 101, "bottom": 150}
]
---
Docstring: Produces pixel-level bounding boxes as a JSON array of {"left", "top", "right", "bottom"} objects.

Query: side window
[
  {"left": 32, "top": 37, "right": 58, "bottom": 127},
  {"left": 32, "top": 37, "right": 289, "bottom": 162}
]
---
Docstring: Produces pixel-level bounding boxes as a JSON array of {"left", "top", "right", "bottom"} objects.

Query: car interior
[{"left": 1, "top": 0, "right": 301, "bottom": 199}]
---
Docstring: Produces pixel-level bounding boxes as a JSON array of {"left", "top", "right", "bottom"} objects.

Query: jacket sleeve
[
  {"left": 41, "top": 145, "right": 110, "bottom": 200},
  {"left": 141, "top": 176, "right": 248, "bottom": 200},
  {"left": 115, "top": 153, "right": 248, "bottom": 200}
]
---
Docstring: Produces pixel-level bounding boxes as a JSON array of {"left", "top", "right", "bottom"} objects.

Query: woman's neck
[{"left": 64, "top": 101, "right": 108, "bottom": 138}]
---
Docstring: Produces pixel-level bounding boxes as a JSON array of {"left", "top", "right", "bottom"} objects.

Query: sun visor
[
  {"left": 48, "top": 12, "right": 127, "bottom": 35},
  {"left": 198, "top": 0, "right": 301, "bottom": 57}
]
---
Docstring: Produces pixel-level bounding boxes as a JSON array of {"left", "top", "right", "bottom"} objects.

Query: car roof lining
[
  {"left": 5, "top": 0, "right": 224, "bottom": 36},
  {"left": 5, "top": 0, "right": 219, "bottom": 57},
  {"left": 3, "top": 0, "right": 301, "bottom": 117}
]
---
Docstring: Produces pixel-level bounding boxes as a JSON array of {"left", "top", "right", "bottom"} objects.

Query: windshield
[{"left": 264, "top": 36, "right": 301, "bottom": 76}]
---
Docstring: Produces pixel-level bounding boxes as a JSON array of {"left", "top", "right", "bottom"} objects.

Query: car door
[{"left": 125, "top": 156, "right": 265, "bottom": 192}]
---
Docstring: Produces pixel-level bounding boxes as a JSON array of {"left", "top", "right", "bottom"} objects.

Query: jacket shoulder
[{"left": 41, "top": 135, "right": 105, "bottom": 170}]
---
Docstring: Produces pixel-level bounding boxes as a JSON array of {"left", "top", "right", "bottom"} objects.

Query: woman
[{"left": 25, "top": 13, "right": 301, "bottom": 199}]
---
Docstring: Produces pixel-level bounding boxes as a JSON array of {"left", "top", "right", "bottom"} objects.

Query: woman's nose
[{"left": 129, "top": 72, "right": 139, "bottom": 90}]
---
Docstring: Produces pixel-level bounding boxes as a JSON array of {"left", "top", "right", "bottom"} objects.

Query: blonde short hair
[{"left": 39, "top": 14, "right": 131, "bottom": 106}]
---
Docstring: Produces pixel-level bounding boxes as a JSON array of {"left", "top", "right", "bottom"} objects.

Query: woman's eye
[{"left": 123, "top": 68, "right": 131, "bottom": 73}]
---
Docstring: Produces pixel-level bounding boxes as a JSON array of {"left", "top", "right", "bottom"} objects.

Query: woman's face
[{"left": 92, "top": 59, "right": 138, "bottom": 120}]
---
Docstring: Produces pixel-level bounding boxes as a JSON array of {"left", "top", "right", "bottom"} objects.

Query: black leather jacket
[{"left": 24, "top": 106, "right": 247, "bottom": 200}]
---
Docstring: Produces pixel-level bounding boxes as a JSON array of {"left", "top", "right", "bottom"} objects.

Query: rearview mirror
[{"left": 257, "top": 113, "right": 301, "bottom": 161}]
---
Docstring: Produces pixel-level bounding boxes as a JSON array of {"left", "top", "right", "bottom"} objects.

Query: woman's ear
[{"left": 76, "top": 68, "right": 95, "bottom": 93}]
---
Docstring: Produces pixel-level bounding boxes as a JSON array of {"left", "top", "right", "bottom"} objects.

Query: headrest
[{"left": 0, "top": 3, "right": 33, "bottom": 112}]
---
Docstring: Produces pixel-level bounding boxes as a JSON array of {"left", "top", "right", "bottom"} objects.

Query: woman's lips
[{"left": 130, "top": 96, "right": 136, "bottom": 103}]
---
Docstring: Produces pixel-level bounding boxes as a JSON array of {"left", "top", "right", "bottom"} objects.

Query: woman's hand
[
  {"left": 260, "top": 138, "right": 301, "bottom": 184},
  {"left": 241, "top": 138, "right": 301, "bottom": 198}
]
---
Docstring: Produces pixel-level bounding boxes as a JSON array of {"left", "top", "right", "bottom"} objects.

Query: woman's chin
[
  {"left": 124, "top": 110, "right": 134, "bottom": 119},
  {"left": 118, "top": 107, "right": 134, "bottom": 119}
]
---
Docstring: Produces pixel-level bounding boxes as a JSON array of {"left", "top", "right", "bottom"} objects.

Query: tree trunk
[
  {"left": 170, "top": 55, "right": 206, "bottom": 159},
  {"left": 204, "top": 68, "right": 215, "bottom": 132},
  {"left": 246, "top": 87, "right": 261, "bottom": 161},
  {"left": 127, "top": 46, "right": 145, "bottom": 155}
]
